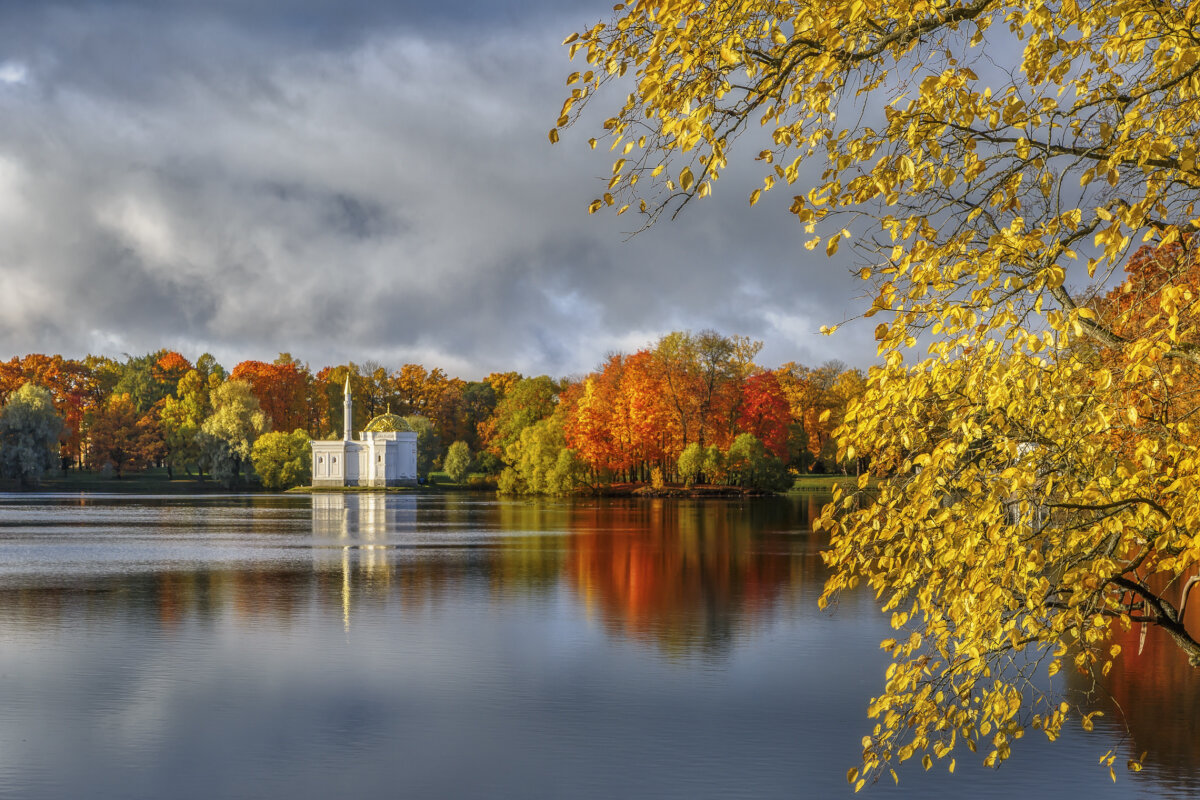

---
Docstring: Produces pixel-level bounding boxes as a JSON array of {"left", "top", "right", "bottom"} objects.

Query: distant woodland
[{"left": 0, "top": 330, "right": 867, "bottom": 492}]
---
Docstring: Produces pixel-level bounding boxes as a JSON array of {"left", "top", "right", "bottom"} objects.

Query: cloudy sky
[{"left": 0, "top": 0, "right": 874, "bottom": 379}]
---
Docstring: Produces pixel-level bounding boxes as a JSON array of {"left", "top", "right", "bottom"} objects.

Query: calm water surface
[{"left": 0, "top": 492, "right": 1194, "bottom": 799}]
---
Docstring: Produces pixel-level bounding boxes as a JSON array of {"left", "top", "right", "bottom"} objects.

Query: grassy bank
[
  {"left": 788, "top": 474, "right": 862, "bottom": 493},
  {"left": 1, "top": 467, "right": 233, "bottom": 494}
]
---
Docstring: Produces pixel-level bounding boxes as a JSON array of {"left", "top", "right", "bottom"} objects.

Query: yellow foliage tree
[{"left": 557, "top": 0, "right": 1200, "bottom": 786}]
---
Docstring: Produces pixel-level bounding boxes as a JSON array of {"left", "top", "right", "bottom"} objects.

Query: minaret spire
[{"left": 343, "top": 375, "right": 353, "bottom": 441}]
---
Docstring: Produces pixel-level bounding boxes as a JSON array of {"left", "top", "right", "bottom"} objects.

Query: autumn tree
[
  {"left": 194, "top": 353, "right": 226, "bottom": 385},
  {"left": 230, "top": 356, "right": 311, "bottom": 434},
  {"left": 459, "top": 381, "right": 499, "bottom": 452},
  {"left": 391, "top": 364, "right": 437, "bottom": 416},
  {"left": 86, "top": 393, "right": 162, "bottom": 477},
  {"left": 313, "top": 365, "right": 370, "bottom": 438},
  {"left": 390, "top": 364, "right": 470, "bottom": 447},
  {"left": 484, "top": 371, "right": 521, "bottom": 400},
  {"left": 426, "top": 378, "right": 465, "bottom": 444},
  {"left": 0, "top": 383, "right": 63, "bottom": 486},
  {"left": 358, "top": 361, "right": 392, "bottom": 419},
  {"left": 558, "top": 0, "right": 1200, "bottom": 783},
  {"left": 562, "top": 351, "right": 672, "bottom": 481},
  {"left": 620, "top": 350, "right": 674, "bottom": 476},
  {"left": 153, "top": 351, "right": 193, "bottom": 391},
  {"left": 563, "top": 365, "right": 631, "bottom": 478},
  {"left": 650, "top": 331, "right": 759, "bottom": 457},
  {"left": 0, "top": 360, "right": 24, "bottom": 401},
  {"left": 1, "top": 355, "right": 94, "bottom": 466},
  {"left": 1092, "top": 242, "right": 1200, "bottom": 453},
  {"left": 775, "top": 361, "right": 857, "bottom": 472},
  {"left": 736, "top": 372, "right": 790, "bottom": 461}
]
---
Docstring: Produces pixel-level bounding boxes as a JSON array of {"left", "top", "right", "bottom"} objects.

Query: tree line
[{"left": 0, "top": 333, "right": 866, "bottom": 491}]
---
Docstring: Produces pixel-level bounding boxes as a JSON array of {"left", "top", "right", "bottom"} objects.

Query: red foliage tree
[
  {"left": 153, "top": 351, "right": 193, "bottom": 392},
  {"left": 1, "top": 354, "right": 95, "bottom": 466},
  {"left": 230, "top": 358, "right": 310, "bottom": 434},
  {"left": 736, "top": 372, "right": 790, "bottom": 459}
]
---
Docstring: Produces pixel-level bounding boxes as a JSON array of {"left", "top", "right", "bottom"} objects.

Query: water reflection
[
  {"left": 0, "top": 493, "right": 1196, "bottom": 799},
  {"left": 564, "top": 500, "right": 824, "bottom": 657},
  {"left": 1097, "top": 582, "right": 1200, "bottom": 797},
  {"left": 303, "top": 494, "right": 825, "bottom": 655}
]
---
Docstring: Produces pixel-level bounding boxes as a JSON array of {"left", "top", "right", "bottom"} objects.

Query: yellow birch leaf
[{"left": 679, "top": 167, "right": 695, "bottom": 191}]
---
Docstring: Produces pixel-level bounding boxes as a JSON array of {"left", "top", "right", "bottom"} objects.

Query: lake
[{"left": 0, "top": 492, "right": 1194, "bottom": 799}]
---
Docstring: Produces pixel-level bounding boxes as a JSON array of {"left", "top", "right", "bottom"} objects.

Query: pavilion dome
[{"left": 362, "top": 412, "right": 413, "bottom": 433}]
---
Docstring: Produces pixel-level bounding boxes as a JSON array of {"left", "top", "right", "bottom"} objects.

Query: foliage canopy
[
  {"left": 0, "top": 383, "right": 63, "bottom": 486},
  {"left": 251, "top": 429, "right": 313, "bottom": 491},
  {"left": 558, "top": 0, "right": 1200, "bottom": 785},
  {"left": 86, "top": 393, "right": 162, "bottom": 477},
  {"left": 443, "top": 440, "right": 474, "bottom": 484},
  {"left": 201, "top": 380, "right": 269, "bottom": 487}
]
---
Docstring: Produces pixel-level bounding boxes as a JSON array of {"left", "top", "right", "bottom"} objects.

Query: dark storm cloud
[{"left": 0, "top": 0, "right": 874, "bottom": 377}]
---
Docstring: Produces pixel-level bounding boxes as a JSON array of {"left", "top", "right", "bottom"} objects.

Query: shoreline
[{"left": 3, "top": 469, "right": 856, "bottom": 497}]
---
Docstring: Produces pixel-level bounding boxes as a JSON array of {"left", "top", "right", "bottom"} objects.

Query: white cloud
[{"left": 0, "top": 61, "right": 27, "bottom": 85}]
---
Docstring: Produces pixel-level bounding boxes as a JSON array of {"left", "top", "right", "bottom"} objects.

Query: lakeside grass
[
  {"left": 788, "top": 474, "right": 862, "bottom": 493},
  {"left": 1, "top": 467, "right": 229, "bottom": 494}
]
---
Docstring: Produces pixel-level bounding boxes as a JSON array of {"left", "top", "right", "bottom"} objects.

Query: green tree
[
  {"left": 702, "top": 445, "right": 726, "bottom": 486},
  {"left": 403, "top": 415, "right": 439, "bottom": 481},
  {"left": 194, "top": 353, "right": 226, "bottom": 385},
  {"left": 112, "top": 351, "right": 174, "bottom": 413},
  {"left": 499, "top": 416, "right": 587, "bottom": 495},
  {"left": 159, "top": 369, "right": 210, "bottom": 477},
  {"left": 251, "top": 429, "right": 312, "bottom": 490},
  {"left": 200, "top": 380, "right": 269, "bottom": 487},
  {"left": 486, "top": 376, "right": 558, "bottom": 456},
  {"left": 460, "top": 381, "right": 499, "bottom": 451},
  {"left": 0, "top": 383, "right": 63, "bottom": 487},
  {"left": 725, "top": 433, "right": 791, "bottom": 492},
  {"left": 677, "top": 442, "right": 704, "bottom": 487},
  {"left": 443, "top": 440, "right": 473, "bottom": 484}
]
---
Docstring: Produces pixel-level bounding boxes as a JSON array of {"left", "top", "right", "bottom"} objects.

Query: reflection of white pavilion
[
  {"left": 311, "top": 492, "right": 417, "bottom": 544},
  {"left": 311, "top": 493, "right": 418, "bottom": 629},
  {"left": 310, "top": 378, "right": 418, "bottom": 487}
]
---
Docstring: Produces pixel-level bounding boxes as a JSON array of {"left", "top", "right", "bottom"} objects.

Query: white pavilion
[{"left": 310, "top": 377, "right": 418, "bottom": 488}]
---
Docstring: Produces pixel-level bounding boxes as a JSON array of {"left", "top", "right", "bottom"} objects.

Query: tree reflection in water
[
  {"left": 1, "top": 494, "right": 825, "bottom": 660},
  {"left": 1097, "top": 572, "right": 1200, "bottom": 794},
  {"left": 1, "top": 493, "right": 1200, "bottom": 795}
]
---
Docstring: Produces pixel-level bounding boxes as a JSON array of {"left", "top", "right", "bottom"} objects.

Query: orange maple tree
[{"left": 231, "top": 358, "right": 311, "bottom": 434}]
